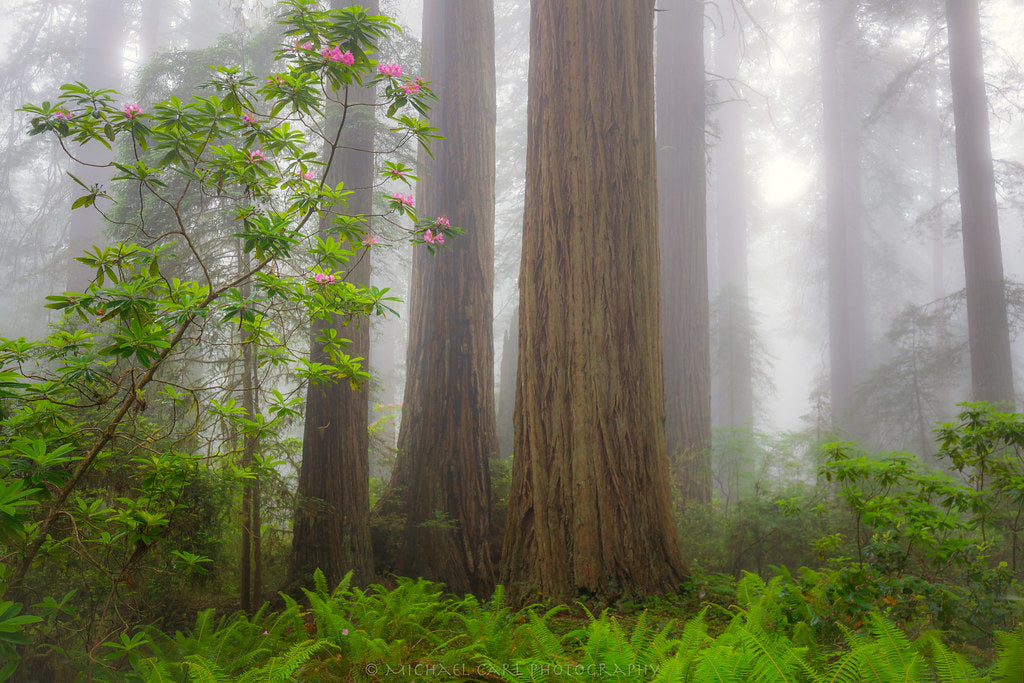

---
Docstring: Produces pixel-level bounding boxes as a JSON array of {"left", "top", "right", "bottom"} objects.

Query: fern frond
[
  {"left": 236, "top": 639, "right": 333, "bottom": 683},
  {"left": 132, "top": 656, "right": 173, "bottom": 683},
  {"left": 524, "top": 609, "right": 565, "bottom": 660},
  {"left": 312, "top": 568, "right": 329, "bottom": 598},
  {"left": 926, "top": 635, "right": 979, "bottom": 683},
  {"left": 819, "top": 650, "right": 866, "bottom": 683},
  {"left": 865, "top": 613, "right": 925, "bottom": 681},
  {"left": 991, "top": 623, "right": 1024, "bottom": 683},
  {"left": 736, "top": 621, "right": 805, "bottom": 683},
  {"left": 183, "top": 654, "right": 229, "bottom": 683},
  {"left": 331, "top": 569, "right": 354, "bottom": 600}
]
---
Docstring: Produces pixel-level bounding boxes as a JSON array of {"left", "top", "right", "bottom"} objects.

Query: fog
[{"left": 1, "top": 0, "right": 1024, "bottom": 466}]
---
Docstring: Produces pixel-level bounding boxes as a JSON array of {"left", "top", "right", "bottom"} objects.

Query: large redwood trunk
[
  {"left": 501, "top": 0, "right": 687, "bottom": 606},
  {"left": 374, "top": 0, "right": 498, "bottom": 596},
  {"left": 290, "top": 0, "right": 377, "bottom": 588}
]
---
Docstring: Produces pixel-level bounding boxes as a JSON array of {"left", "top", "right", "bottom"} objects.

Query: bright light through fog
[{"left": 760, "top": 156, "right": 811, "bottom": 205}]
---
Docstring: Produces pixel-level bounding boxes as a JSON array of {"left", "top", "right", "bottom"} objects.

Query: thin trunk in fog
[
  {"left": 501, "top": 0, "right": 686, "bottom": 605},
  {"left": 140, "top": 2, "right": 163, "bottom": 59},
  {"left": 67, "top": 0, "right": 124, "bottom": 292},
  {"left": 290, "top": 0, "right": 377, "bottom": 588},
  {"left": 820, "top": 0, "right": 868, "bottom": 427},
  {"left": 497, "top": 305, "right": 518, "bottom": 460},
  {"left": 945, "top": 0, "right": 1015, "bottom": 407},
  {"left": 713, "top": 8, "right": 755, "bottom": 432},
  {"left": 656, "top": 0, "right": 712, "bottom": 505},
  {"left": 240, "top": 310, "right": 261, "bottom": 613},
  {"left": 374, "top": 0, "right": 498, "bottom": 596}
]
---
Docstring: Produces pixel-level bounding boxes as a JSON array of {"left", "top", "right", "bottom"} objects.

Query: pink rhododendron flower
[
  {"left": 435, "top": 215, "right": 450, "bottom": 229},
  {"left": 52, "top": 110, "right": 74, "bottom": 121},
  {"left": 423, "top": 229, "right": 445, "bottom": 245},
  {"left": 392, "top": 192, "right": 414, "bottom": 207},
  {"left": 299, "top": 40, "right": 313, "bottom": 50},
  {"left": 378, "top": 63, "right": 402, "bottom": 77},
  {"left": 302, "top": 170, "right": 315, "bottom": 180},
  {"left": 321, "top": 46, "right": 353, "bottom": 64},
  {"left": 362, "top": 235, "right": 380, "bottom": 246},
  {"left": 122, "top": 103, "right": 143, "bottom": 118},
  {"left": 242, "top": 113, "right": 256, "bottom": 126},
  {"left": 402, "top": 80, "right": 421, "bottom": 95},
  {"left": 314, "top": 273, "right": 336, "bottom": 284},
  {"left": 248, "top": 150, "right": 266, "bottom": 162}
]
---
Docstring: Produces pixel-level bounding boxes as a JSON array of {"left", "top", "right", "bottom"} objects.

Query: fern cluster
[{"left": 100, "top": 570, "right": 1024, "bottom": 681}]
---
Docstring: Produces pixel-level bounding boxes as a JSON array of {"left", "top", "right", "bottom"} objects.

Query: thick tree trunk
[
  {"left": 501, "top": 0, "right": 687, "bottom": 606},
  {"left": 290, "top": 0, "right": 378, "bottom": 589},
  {"left": 656, "top": 0, "right": 712, "bottom": 505},
  {"left": 374, "top": 0, "right": 498, "bottom": 597},
  {"left": 945, "top": 0, "right": 1015, "bottom": 406},
  {"left": 820, "top": 0, "right": 868, "bottom": 427}
]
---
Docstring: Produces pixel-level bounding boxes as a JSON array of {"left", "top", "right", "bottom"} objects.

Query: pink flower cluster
[
  {"left": 299, "top": 40, "right": 313, "bottom": 50},
  {"left": 301, "top": 170, "right": 315, "bottom": 180},
  {"left": 314, "top": 273, "right": 336, "bottom": 284},
  {"left": 122, "top": 103, "right": 143, "bottom": 118},
  {"left": 248, "top": 150, "right": 266, "bottom": 162},
  {"left": 242, "top": 113, "right": 257, "bottom": 126},
  {"left": 402, "top": 79, "right": 422, "bottom": 95},
  {"left": 322, "top": 46, "right": 354, "bottom": 65},
  {"left": 52, "top": 110, "right": 74, "bottom": 121},
  {"left": 392, "top": 192, "right": 414, "bottom": 207},
  {"left": 378, "top": 63, "right": 402, "bottom": 77},
  {"left": 362, "top": 235, "right": 380, "bottom": 246},
  {"left": 423, "top": 215, "right": 449, "bottom": 245}
]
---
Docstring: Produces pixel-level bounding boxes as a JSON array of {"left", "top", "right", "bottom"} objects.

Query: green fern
[
  {"left": 236, "top": 639, "right": 333, "bottom": 683},
  {"left": 990, "top": 623, "right": 1024, "bottom": 683},
  {"left": 183, "top": 654, "right": 229, "bottom": 683},
  {"left": 864, "top": 613, "right": 927, "bottom": 681},
  {"left": 925, "top": 636, "right": 981, "bottom": 683},
  {"left": 655, "top": 608, "right": 711, "bottom": 682}
]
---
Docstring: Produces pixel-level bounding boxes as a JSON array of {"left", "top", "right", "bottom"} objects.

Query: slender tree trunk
[
  {"left": 501, "top": 0, "right": 687, "bottom": 606},
  {"left": 497, "top": 305, "right": 519, "bottom": 460},
  {"left": 67, "top": 0, "right": 123, "bottom": 292},
  {"left": 945, "top": 0, "right": 1015, "bottom": 406},
  {"left": 656, "top": 0, "right": 712, "bottom": 505},
  {"left": 820, "top": 0, "right": 868, "bottom": 427},
  {"left": 713, "top": 9, "right": 754, "bottom": 433},
  {"left": 374, "top": 0, "right": 498, "bottom": 597},
  {"left": 240, "top": 328, "right": 258, "bottom": 613},
  {"left": 290, "top": 0, "right": 377, "bottom": 588}
]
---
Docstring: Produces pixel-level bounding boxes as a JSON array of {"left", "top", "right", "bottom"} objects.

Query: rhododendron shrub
[{"left": 0, "top": 0, "right": 460, "bottom": 674}]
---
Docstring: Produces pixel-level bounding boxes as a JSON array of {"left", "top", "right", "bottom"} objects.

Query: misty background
[{"left": 2, "top": 0, "right": 1024, "bottom": 471}]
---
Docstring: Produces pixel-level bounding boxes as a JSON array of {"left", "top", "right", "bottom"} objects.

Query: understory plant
[
  {"left": 97, "top": 571, "right": 1024, "bottom": 681},
  {"left": 0, "top": 0, "right": 458, "bottom": 678}
]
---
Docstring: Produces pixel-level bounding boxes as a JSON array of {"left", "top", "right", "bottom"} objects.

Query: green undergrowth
[{"left": 45, "top": 570, "right": 1024, "bottom": 682}]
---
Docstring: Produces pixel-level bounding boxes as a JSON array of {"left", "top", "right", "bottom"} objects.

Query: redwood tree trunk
[
  {"left": 374, "top": 0, "right": 498, "bottom": 597},
  {"left": 820, "top": 0, "right": 868, "bottom": 427},
  {"left": 713, "top": 8, "right": 755, "bottom": 433},
  {"left": 67, "top": 0, "right": 123, "bottom": 293},
  {"left": 497, "top": 306, "right": 519, "bottom": 460},
  {"left": 945, "top": 0, "right": 1015, "bottom": 406},
  {"left": 290, "top": 0, "right": 377, "bottom": 589},
  {"left": 501, "top": 0, "right": 687, "bottom": 606},
  {"left": 656, "top": 0, "right": 712, "bottom": 505}
]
